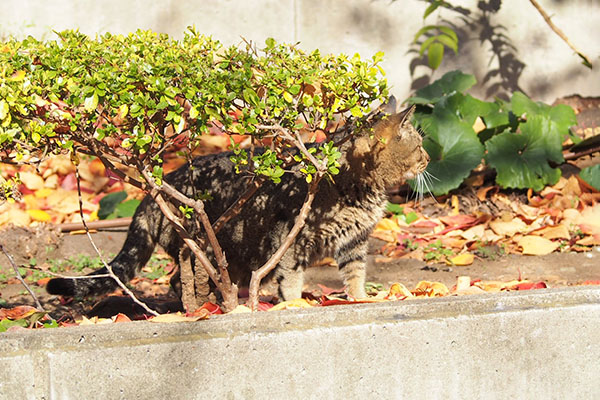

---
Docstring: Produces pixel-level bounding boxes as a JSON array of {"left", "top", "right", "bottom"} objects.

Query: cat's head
[{"left": 352, "top": 104, "right": 429, "bottom": 187}]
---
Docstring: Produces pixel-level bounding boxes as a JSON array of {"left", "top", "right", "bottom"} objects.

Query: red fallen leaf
[
  {"left": 36, "top": 277, "right": 51, "bottom": 286},
  {"left": 0, "top": 305, "right": 39, "bottom": 320},
  {"left": 319, "top": 297, "right": 355, "bottom": 306},
  {"left": 257, "top": 302, "right": 274, "bottom": 311},
  {"left": 317, "top": 283, "right": 346, "bottom": 296},
  {"left": 60, "top": 172, "right": 78, "bottom": 191},
  {"left": 188, "top": 302, "right": 222, "bottom": 317},
  {"left": 112, "top": 313, "right": 132, "bottom": 323},
  {"left": 510, "top": 281, "right": 547, "bottom": 290},
  {"left": 439, "top": 214, "right": 478, "bottom": 227},
  {"left": 580, "top": 280, "right": 600, "bottom": 286}
]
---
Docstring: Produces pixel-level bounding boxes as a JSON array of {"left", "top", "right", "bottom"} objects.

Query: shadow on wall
[{"left": 409, "top": 0, "right": 526, "bottom": 100}]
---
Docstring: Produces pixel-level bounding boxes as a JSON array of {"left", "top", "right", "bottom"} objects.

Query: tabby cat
[{"left": 47, "top": 103, "right": 429, "bottom": 301}]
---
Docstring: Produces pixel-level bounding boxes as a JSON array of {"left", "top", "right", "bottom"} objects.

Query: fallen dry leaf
[
  {"left": 449, "top": 253, "right": 475, "bottom": 266},
  {"left": 269, "top": 298, "right": 316, "bottom": 311},
  {"left": 518, "top": 236, "right": 560, "bottom": 255},
  {"left": 414, "top": 281, "right": 449, "bottom": 297}
]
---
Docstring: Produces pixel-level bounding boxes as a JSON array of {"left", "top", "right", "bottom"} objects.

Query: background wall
[{"left": 0, "top": 0, "right": 598, "bottom": 103}]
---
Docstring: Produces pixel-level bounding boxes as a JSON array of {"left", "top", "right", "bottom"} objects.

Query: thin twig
[
  {"left": 528, "top": 0, "right": 592, "bottom": 68},
  {"left": 73, "top": 157, "right": 159, "bottom": 316},
  {"left": 0, "top": 244, "right": 44, "bottom": 311},
  {"left": 19, "top": 264, "right": 112, "bottom": 279}
]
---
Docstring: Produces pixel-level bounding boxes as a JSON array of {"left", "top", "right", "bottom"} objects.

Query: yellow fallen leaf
[
  {"left": 269, "top": 298, "right": 315, "bottom": 311},
  {"left": 518, "top": 236, "right": 559, "bottom": 256},
  {"left": 34, "top": 188, "right": 53, "bottom": 199},
  {"left": 472, "top": 116, "right": 486, "bottom": 133},
  {"left": 460, "top": 224, "right": 485, "bottom": 241},
  {"left": 535, "top": 224, "right": 570, "bottom": 240},
  {"left": 19, "top": 171, "right": 45, "bottom": 191},
  {"left": 449, "top": 253, "right": 474, "bottom": 266},
  {"left": 26, "top": 209, "right": 51, "bottom": 222},
  {"left": 414, "top": 281, "right": 449, "bottom": 297},
  {"left": 386, "top": 282, "right": 413, "bottom": 299},
  {"left": 374, "top": 217, "right": 402, "bottom": 232},
  {"left": 489, "top": 217, "right": 527, "bottom": 237},
  {"left": 0, "top": 207, "right": 31, "bottom": 227},
  {"left": 450, "top": 195, "right": 459, "bottom": 216}
]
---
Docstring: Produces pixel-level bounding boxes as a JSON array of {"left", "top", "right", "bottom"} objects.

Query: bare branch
[
  {"left": 73, "top": 157, "right": 159, "bottom": 317},
  {"left": 0, "top": 244, "right": 44, "bottom": 311},
  {"left": 528, "top": 0, "right": 592, "bottom": 68}
]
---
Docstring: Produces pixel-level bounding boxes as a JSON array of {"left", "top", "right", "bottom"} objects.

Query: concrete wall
[
  {"left": 0, "top": 0, "right": 598, "bottom": 103},
  {"left": 1, "top": 287, "right": 599, "bottom": 399}
]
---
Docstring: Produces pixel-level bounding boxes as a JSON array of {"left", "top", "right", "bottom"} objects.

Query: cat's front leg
[
  {"left": 336, "top": 241, "right": 368, "bottom": 299},
  {"left": 274, "top": 252, "right": 305, "bottom": 300}
]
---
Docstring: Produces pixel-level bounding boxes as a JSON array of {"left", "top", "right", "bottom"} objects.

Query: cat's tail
[{"left": 46, "top": 204, "right": 156, "bottom": 298}]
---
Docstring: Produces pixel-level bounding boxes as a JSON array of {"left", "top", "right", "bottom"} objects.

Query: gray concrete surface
[
  {"left": 0, "top": 0, "right": 598, "bottom": 103},
  {"left": 1, "top": 286, "right": 599, "bottom": 399}
]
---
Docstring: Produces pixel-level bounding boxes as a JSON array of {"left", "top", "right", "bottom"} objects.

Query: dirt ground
[{"left": 0, "top": 226, "right": 598, "bottom": 319}]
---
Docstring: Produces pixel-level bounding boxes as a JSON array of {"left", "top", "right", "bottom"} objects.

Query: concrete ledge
[{"left": 2, "top": 287, "right": 599, "bottom": 399}]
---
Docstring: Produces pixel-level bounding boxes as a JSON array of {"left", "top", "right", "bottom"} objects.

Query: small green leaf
[
  {"left": 427, "top": 42, "right": 444, "bottom": 70},
  {"left": 283, "top": 91, "right": 294, "bottom": 103},
  {"left": 0, "top": 100, "right": 8, "bottom": 121},
  {"left": 413, "top": 25, "right": 438, "bottom": 43},
  {"left": 350, "top": 106, "right": 363, "bottom": 117},
  {"left": 423, "top": 1, "right": 442, "bottom": 19},
  {"left": 419, "top": 36, "right": 438, "bottom": 57},
  {"left": 84, "top": 93, "right": 99, "bottom": 112},
  {"left": 189, "top": 106, "right": 199, "bottom": 119},
  {"left": 436, "top": 33, "right": 458, "bottom": 54}
]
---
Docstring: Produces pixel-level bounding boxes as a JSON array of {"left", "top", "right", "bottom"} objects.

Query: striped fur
[{"left": 47, "top": 106, "right": 428, "bottom": 301}]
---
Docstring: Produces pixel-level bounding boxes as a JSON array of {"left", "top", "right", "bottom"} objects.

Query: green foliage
[
  {"left": 408, "top": 70, "right": 578, "bottom": 194},
  {"left": 579, "top": 165, "right": 600, "bottom": 191},
  {"left": 98, "top": 191, "right": 140, "bottom": 219},
  {"left": 0, "top": 29, "right": 388, "bottom": 197},
  {"left": 412, "top": 1, "right": 459, "bottom": 70},
  {"left": 386, "top": 202, "right": 418, "bottom": 224}
]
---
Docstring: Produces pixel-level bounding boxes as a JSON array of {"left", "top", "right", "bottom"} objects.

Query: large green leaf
[
  {"left": 579, "top": 164, "right": 600, "bottom": 191},
  {"left": 485, "top": 115, "right": 564, "bottom": 191},
  {"left": 415, "top": 109, "right": 484, "bottom": 195},
  {"left": 511, "top": 92, "right": 576, "bottom": 140},
  {"left": 408, "top": 70, "right": 476, "bottom": 105},
  {"left": 444, "top": 93, "right": 500, "bottom": 126}
]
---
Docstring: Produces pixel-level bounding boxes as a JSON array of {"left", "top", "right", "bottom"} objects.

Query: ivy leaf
[
  {"left": 98, "top": 191, "right": 128, "bottom": 220},
  {"left": 444, "top": 93, "right": 500, "bottom": 125},
  {"left": 115, "top": 199, "right": 141, "bottom": 218},
  {"left": 427, "top": 42, "right": 444, "bottom": 70},
  {"left": 579, "top": 164, "right": 600, "bottom": 191},
  {"left": 409, "top": 70, "right": 476, "bottom": 105},
  {"left": 415, "top": 109, "right": 484, "bottom": 195},
  {"left": 485, "top": 115, "right": 563, "bottom": 191}
]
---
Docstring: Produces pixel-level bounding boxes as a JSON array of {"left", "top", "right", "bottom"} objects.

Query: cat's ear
[
  {"left": 381, "top": 95, "right": 398, "bottom": 114},
  {"left": 399, "top": 105, "right": 416, "bottom": 126}
]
